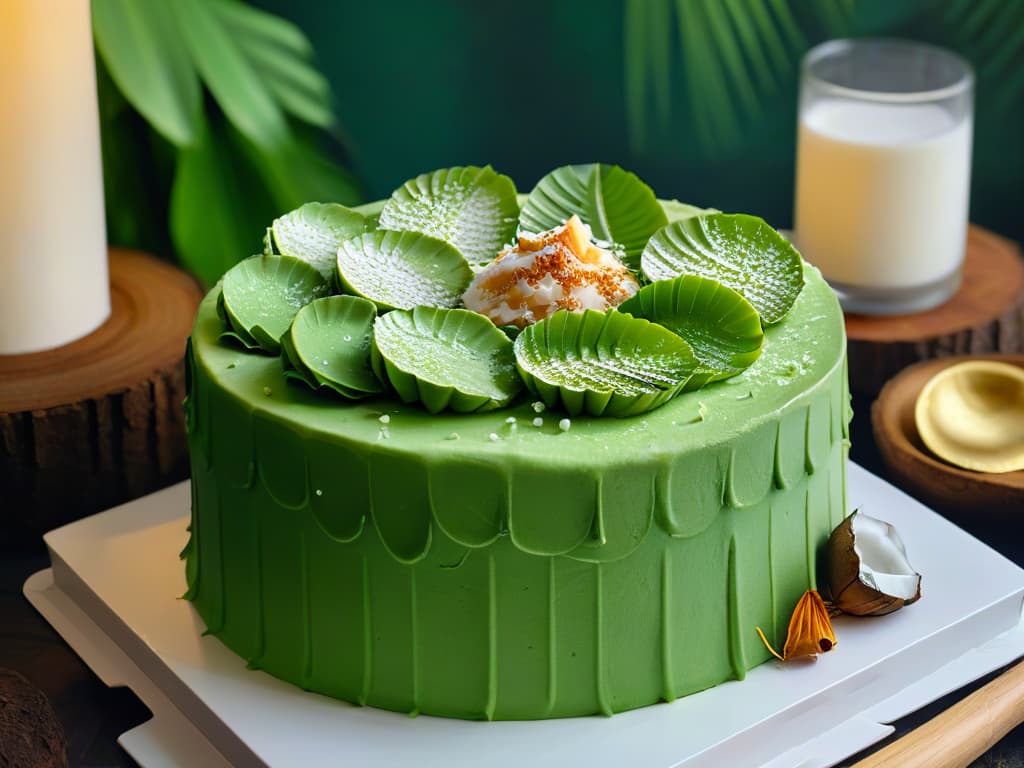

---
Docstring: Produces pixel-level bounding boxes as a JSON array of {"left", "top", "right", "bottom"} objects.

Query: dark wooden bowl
[{"left": 872, "top": 354, "right": 1024, "bottom": 521}]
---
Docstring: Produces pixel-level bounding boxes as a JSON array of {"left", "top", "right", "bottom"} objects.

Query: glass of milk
[{"left": 794, "top": 39, "right": 973, "bottom": 315}]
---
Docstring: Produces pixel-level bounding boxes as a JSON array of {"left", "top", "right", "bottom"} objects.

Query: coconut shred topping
[{"left": 462, "top": 215, "right": 639, "bottom": 328}]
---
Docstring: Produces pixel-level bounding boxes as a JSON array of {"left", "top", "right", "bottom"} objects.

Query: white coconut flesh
[{"left": 850, "top": 513, "right": 921, "bottom": 601}]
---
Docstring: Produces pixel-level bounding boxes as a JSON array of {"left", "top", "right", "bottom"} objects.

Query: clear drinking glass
[{"left": 794, "top": 39, "right": 974, "bottom": 315}]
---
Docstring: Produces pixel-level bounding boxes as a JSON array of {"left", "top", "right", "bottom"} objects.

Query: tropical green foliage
[
  {"left": 624, "top": 0, "right": 855, "bottom": 154},
  {"left": 623, "top": 0, "right": 1023, "bottom": 155},
  {"left": 92, "top": 0, "right": 362, "bottom": 286},
  {"left": 945, "top": 0, "right": 1024, "bottom": 113}
]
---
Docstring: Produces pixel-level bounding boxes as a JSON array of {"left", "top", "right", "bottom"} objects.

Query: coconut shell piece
[{"left": 828, "top": 511, "right": 922, "bottom": 616}]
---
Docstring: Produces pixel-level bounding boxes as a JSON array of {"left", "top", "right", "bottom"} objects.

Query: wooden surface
[
  {"left": 872, "top": 354, "right": 1024, "bottom": 520},
  {"left": 846, "top": 226, "right": 1024, "bottom": 396},
  {"left": 852, "top": 659, "right": 1024, "bottom": 768},
  {"left": 0, "top": 249, "right": 203, "bottom": 542}
]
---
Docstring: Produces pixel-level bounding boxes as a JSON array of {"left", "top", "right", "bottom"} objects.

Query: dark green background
[{"left": 255, "top": 0, "right": 1023, "bottom": 242}]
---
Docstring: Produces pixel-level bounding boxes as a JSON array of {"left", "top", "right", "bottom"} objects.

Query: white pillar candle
[{"left": 0, "top": 0, "right": 109, "bottom": 355}]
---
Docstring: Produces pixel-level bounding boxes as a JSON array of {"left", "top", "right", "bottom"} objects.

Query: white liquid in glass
[{"left": 795, "top": 99, "right": 972, "bottom": 290}]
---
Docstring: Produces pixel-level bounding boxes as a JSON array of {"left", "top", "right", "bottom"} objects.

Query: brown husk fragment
[{"left": 756, "top": 589, "right": 837, "bottom": 661}]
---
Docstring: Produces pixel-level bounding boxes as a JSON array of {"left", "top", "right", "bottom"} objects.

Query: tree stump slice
[
  {"left": 0, "top": 669, "right": 67, "bottom": 768},
  {"left": 845, "top": 226, "right": 1024, "bottom": 396},
  {"left": 0, "top": 249, "right": 203, "bottom": 545}
]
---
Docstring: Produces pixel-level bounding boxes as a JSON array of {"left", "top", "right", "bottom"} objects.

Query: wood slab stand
[
  {"left": 0, "top": 249, "right": 203, "bottom": 545},
  {"left": 845, "top": 226, "right": 1024, "bottom": 396}
]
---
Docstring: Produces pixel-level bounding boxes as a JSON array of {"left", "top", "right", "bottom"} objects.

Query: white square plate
[{"left": 25, "top": 464, "right": 1024, "bottom": 768}]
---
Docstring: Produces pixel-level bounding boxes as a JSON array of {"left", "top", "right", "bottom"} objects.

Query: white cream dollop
[{"left": 462, "top": 216, "right": 638, "bottom": 328}]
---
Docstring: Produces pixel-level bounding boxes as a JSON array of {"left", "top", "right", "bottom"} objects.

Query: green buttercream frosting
[{"left": 183, "top": 200, "right": 851, "bottom": 720}]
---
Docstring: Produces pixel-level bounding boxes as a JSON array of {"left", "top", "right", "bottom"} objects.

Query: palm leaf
[
  {"left": 215, "top": 1, "right": 336, "bottom": 129},
  {"left": 947, "top": 0, "right": 1024, "bottom": 112},
  {"left": 91, "top": 0, "right": 201, "bottom": 146},
  {"left": 169, "top": 0, "right": 289, "bottom": 150},
  {"left": 624, "top": 0, "right": 857, "bottom": 155},
  {"left": 169, "top": 119, "right": 278, "bottom": 287}
]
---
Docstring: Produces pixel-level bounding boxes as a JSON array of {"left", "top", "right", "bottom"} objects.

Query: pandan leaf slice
[
  {"left": 519, "top": 163, "right": 667, "bottom": 271},
  {"left": 371, "top": 306, "right": 522, "bottom": 413},
  {"left": 220, "top": 254, "right": 330, "bottom": 354},
  {"left": 266, "top": 202, "right": 370, "bottom": 279},
  {"left": 281, "top": 295, "right": 383, "bottom": 399},
  {"left": 378, "top": 165, "right": 519, "bottom": 267},
  {"left": 513, "top": 309, "right": 699, "bottom": 418},
  {"left": 640, "top": 213, "right": 804, "bottom": 324},
  {"left": 619, "top": 275, "right": 764, "bottom": 388},
  {"left": 336, "top": 230, "right": 472, "bottom": 312}
]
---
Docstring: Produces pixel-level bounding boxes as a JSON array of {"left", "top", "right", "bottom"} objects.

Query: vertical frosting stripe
[
  {"left": 726, "top": 502, "right": 773, "bottom": 670},
  {"left": 594, "top": 565, "right": 612, "bottom": 716},
  {"left": 364, "top": 535, "right": 416, "bottom": 712},
  {"left": 726, "top": 537, "right": 745, "bottom": 681},
  {"left": 769, "top": 486, "right": 811, "bottom": 644},
  {"left": 662, "top": 519, "right": 733, "bottom": 696},
  {"left": 305, "top": 524, "right": 368, "bottom": 703},
  {"left": 660, "top": 548, "right": 675, "bottom": 702},
  {"left": 491, "top": 538, "right": 551, "bottom": 719},
  {"left": 255, "top": 491, "right": 307, "bottom": 683},
  {"left": 550, "top": 557, "right": 600, "bottom": 716},
  {"left": 210, "top": 482, "right": 263, "bottom": 665},
  {"left": 413, "top": 532, "right": 490, "bottom": 718},
  {"left": 601, "top": 536, "right": 663, "bottom": 713},
  {"left": 485, "top": 553, "right": 497, "bottom": 721},
  {"left": 192, "top": 473, "right": 225, "bottom": 634}
]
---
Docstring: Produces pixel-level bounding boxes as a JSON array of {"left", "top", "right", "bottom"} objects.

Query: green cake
[{"left": 182, "top": 166, "right": 850, "bottom": 720}]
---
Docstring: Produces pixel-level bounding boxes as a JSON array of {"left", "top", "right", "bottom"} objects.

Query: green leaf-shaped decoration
[
  {"left": 514, "top": 309, "right": 699, "bottom": 418},
  {"left": 336, "top": 230, "right": 472, "bottom": 312},
  {"left": 220, "top": 254, "right": 330, "bottom": 354},
  {"left": 618, "top": 275, "right": 764, "bottom": 387},
  {"left": 663, "top": 199, "right": 716, "bottom": 223},
  {"left": 378, "top": 166, "right": 519, "bottom": 266},
  {"left": 267, "top": 202, "right": 370, "bottom": 279},
  {"left": 371, "top": 307, "right": 522, "bottom": 413},
  {"left": 216, "top": 289, "right": 262, "bottom": 350},
  {"left": 280, "top": 295, "right": 383, "bottom": 399},
  {"left": 640, "top": 213, "right": 804, "bottom": 324},
  {"left": 519, "top": 164, "right": 667, "bottom": 270}
]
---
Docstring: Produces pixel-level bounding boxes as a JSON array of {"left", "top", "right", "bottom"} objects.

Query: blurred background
[{"left": 94, "top": 0, "right": 1023, "bottom": 287}]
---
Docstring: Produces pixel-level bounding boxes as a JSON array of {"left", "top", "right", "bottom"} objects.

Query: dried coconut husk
[
  {"left": 828, "top": 511, "right": 921, "bottom": 617},
  {"left": 756, "top": 589, "right": 837, "bottom": 661}
]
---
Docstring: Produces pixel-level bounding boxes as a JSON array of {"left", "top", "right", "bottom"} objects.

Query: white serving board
[{"left": 24, "top": 463, "right": 1024, "bottom": 768}]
